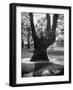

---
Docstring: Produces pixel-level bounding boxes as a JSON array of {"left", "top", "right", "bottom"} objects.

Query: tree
[
  {"left": 21, "top": 12, "right": 33, "bottom": 49},
  {"left": 56, "top": 14, "right": 64, "bottom": 47},
  {"left": 27, "top": 27, "right": 31, "bottom": 48},
  {"left": 29, "top": 13, "right": 58, "bottom": 62}
]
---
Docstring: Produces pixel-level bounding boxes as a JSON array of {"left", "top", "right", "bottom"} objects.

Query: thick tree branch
[
  {"left": 45, "top": 14, "right": 58, "bottom": 47},
  {"left": 46, "top": 14, "right": 51, "bottom": 31},
  {"left": 52, "top": 14, "right": 58, "bottom": 33},
  {"left": 46, "top": 14, "right": 50, "bottom": 37},
  {"left": 29, "top": 13, "right": 38, "bottom": 40}
]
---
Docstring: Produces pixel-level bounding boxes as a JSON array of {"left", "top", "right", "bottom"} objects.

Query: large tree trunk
[{"left": 29, "top": 13, "right": 58, "bottom": 62}]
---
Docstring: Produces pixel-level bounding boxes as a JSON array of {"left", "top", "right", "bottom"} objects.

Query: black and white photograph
[
  {"left": 21, "top": 12, "right": 64, "bottom": 77},
  {"left": 10, "top": 3, "right": 71, "bottom": 86}
]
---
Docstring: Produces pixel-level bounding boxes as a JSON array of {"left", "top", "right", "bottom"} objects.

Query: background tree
[
  {"left": 56, "top": 14, "right": 64, "bottom": 47},
  {"left": 21, "top": 12, "right": 33, "bottom": 49}
]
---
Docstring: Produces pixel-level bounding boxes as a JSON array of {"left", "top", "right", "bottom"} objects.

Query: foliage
[{"left": 21, "top": 13, "right": 64, "bottom": 48}]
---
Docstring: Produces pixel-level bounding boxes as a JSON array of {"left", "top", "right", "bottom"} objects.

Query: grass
[{"left": 21, "top": 46, "right": 64, "bottom": 77}]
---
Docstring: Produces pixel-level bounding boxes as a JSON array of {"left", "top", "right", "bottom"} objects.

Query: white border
[{"left": 16, "top": 6, "right": 69, "bottom": 84}]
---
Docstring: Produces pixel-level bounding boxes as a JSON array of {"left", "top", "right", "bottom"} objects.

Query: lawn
[{"left": 21, "top": 47, "right": 64, "bottom": 77}]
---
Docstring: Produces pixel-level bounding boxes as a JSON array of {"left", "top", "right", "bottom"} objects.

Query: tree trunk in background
[
  {"left": 29, "top": 13, "right": 58, "bottom": 62},
  {"left": 27, "top": 27, "right": 30, "bottom": 49}
]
